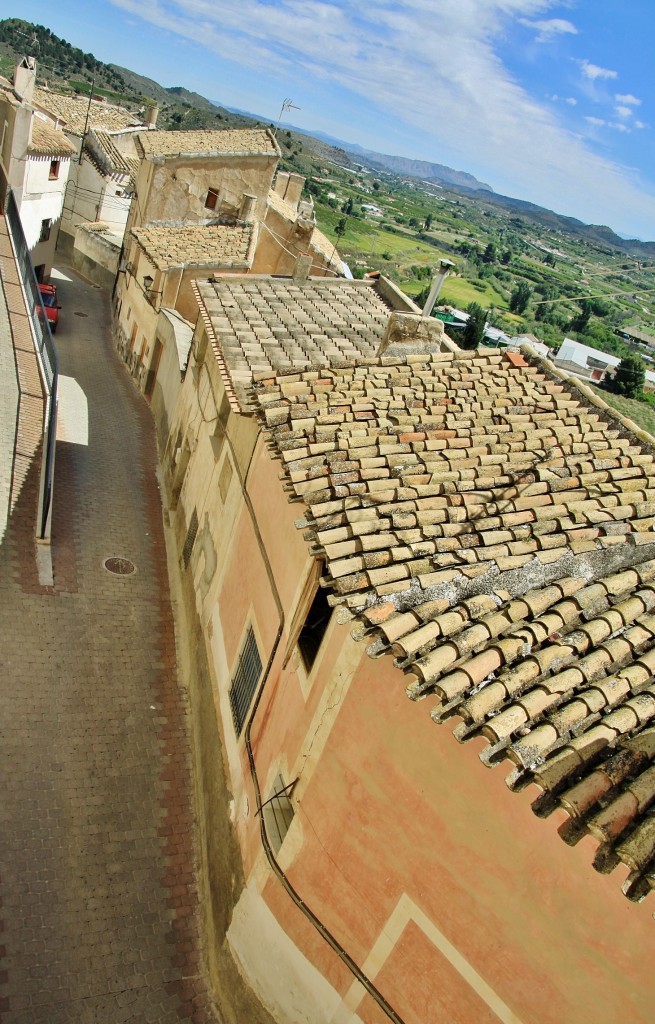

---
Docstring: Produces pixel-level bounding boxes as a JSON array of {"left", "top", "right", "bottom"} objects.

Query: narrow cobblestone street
[{"left": 0, "top": 261, "right": 231, "bottom": 1023}]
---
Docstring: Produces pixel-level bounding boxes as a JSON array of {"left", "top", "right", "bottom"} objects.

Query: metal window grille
[
  {"left": 182, "top": 508, "right": 199, "bottom": 568},
  {"left": 229, "top": 626, "right": 262, "bottom": 735},
  {"left": 263, "top": 774, "right": 295, "bottom": 854}
]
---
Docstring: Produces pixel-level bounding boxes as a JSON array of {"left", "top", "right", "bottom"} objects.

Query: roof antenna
[{"left": 274, "top": 98, "right": 300, "bottom": 137}]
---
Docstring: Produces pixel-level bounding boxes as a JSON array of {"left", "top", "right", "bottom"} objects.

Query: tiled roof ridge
[
  {"left": 521, "top": 343, "right": 655, "bottom": 451},
  {"left": 250, "top": 349, "right": 655, "bottom": 911},
  {"left": 28, "top": 117, "right": 76, "bottom": 157},
  {"left": 192, "top": 279, "right": 243, "bottom": 412},
  {"left": 85, "top": 128, "right": 138, "bottom": 182},
  {"left": 131, "top": 223, "right": 255, "bottom": 272},
  {"left": 136, "top": 127, "right": 281, "bottom": 160}
]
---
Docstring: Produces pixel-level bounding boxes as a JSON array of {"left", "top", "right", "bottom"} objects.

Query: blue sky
[{"left": 3, "top": 0, "right": 654, "bottom": 240}]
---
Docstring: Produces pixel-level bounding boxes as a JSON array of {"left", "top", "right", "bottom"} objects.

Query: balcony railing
[{"left": 2, "top": 185, "right": 58, "bottom": 539}]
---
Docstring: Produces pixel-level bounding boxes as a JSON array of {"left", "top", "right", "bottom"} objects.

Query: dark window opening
[
  {"left": 263, "top": 775, "right": 295, "bottom": 854},
  {"left": 229, "top": 626, "right": 262, "bottom": 735},
  {"left": 205, "top": 188, "right": 219, "bottom": 211},
  {"left": 182, "top": 507, "right": 199, "bottom": 568},
  {"left": 49, "top": 159, "right": 60, "bottom": 180},
  {"left": 39, "top": 218, "right": 52, "bottom": 242},
  {"left": 297, "top": 584, "right": 332, "bottom": 672}
]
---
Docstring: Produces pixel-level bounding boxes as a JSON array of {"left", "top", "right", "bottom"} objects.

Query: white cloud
[
  {"left": 565, "top": 97, "right": 577, "bottom": 106},
  {"left": 106, "top": 0, "right": 655, "bottom": 238},
  {"left": 585, "top": 116, "right": 606, "bottom": 127},
  {"left": 608, "top": 122, "right": 630, "bottom": 134},
  {"left": 615, "top": 106, "right": 633, "bottom": 119},
  {"left": 579, "top": 59, "right": 618, "bottom": 81},
  {"left": 519, "top": 16, "right": 577, "bottom": 42},
  {"left": 615, "top": 93, "right": 641, "bottom": 107},
  {"left": 635, "top": 120, "right": 646, "bottom": 130}
]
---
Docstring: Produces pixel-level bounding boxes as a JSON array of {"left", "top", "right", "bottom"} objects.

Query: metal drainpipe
[{"left": 219, "top": 420, "right": 406, "bottom": 1024}]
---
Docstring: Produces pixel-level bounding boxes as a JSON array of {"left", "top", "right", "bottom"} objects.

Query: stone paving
[{"left": 0, "top": 261, "right": 222, "bottom": 1023}]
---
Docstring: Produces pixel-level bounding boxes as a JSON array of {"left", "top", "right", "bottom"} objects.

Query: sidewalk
[{"left": 0, "top": 259, "right": 221, "bottom": 1023}]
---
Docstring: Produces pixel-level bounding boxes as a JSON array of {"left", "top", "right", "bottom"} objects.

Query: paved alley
[{"left": 0, "top": 261, "right": 229, "bottom": 1023}]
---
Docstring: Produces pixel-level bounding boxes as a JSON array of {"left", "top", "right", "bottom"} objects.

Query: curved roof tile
[{"left": 251, "top": 350, "right": 655, "bottom": 909}]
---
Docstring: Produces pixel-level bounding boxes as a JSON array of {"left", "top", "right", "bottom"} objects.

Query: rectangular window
[
  {"left": 49, "top": 159, "right": 60, "bottom": 180},
  {"left": 297, "top": 583, "right": 332, "bottom": 672},
  {"left": 205, "top": 187, "right": 219, "bottom": 211},
  {"left": 263, "top": 774, "right": 295, "bottom": 854},
  {"left": 229, "top": 626, "right": 262, "bottom": 735},
  {"left": 39, "top": 218, "right": 52, "bottom": 242},
  {"left": 182, "top": 507, "right": 199, "bottom": 569}
]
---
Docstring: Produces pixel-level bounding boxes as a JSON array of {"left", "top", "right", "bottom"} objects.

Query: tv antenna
[{"left": 274, "top": 97, "right": 300, "bottom": 136}]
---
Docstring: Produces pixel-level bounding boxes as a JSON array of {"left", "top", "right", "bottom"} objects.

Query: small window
[
  {"left": 49, "top": 159, "right": 60, "bottom": 180},
  {"left": 182, "top": 508, "right": 199, "bottom": 569},
  {"left": 205, "top": 187, "right": 219, "bottom": 211},
  {"left": 39, "top": 218, "right": 52, "bottom": 242},
  {"left": 263, "top": 774, "right": 295, "bottom": 854},
  {"left": 297, "top": 584, "right": 332, "bottom": 672},
  {"left": 229, "top": 626, "right": 263, "bottom": 735}
]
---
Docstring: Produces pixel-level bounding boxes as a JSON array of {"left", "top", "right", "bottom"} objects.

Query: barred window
[
  {"left": 263, "top": 774, "right": 295, "bottom": 854},
  {"left": 182, "top": 508, "right": 199, "bottom": 569},
  {"left": 229, "top": 626, "right": 262, "bottom": 735}
]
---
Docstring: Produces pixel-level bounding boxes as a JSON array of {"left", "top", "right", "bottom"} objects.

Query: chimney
[
  {"left": 421, "top": 259, "right": 456, "bottom": 316},
  {"left": 145, "top": 104, "right": 159, "bottom": 129},
  {"left": 377, "top": 311, "right": 445, "bottom": 357},
  {"left": 292, "top": 254, "right": 313, "bottom": 282},
  {"left": 14, "top": 56, "right": 36, "bottom": 104},
  {"left": 284, "top": 172, "right": 305, "bottom": 211},
  {"left": 239, "top": 193, "right": 256, "bottom": 224},
  {"left": 274, "top": 170, "right": 290, "bottom": 198}
]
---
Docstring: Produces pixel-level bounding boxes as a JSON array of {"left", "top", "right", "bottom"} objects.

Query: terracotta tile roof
[
  {"left": 33, "top": 88, "right": 143, "bottom": 134},
  {"left": 194, "top": 275, "right": 418, "bottom": 410},
  {"left": 251, "top": 350, "right": 655, "bottom": 908},
  {"left": 131, "top": 223, "right": 256, "bottom": 271},
  {"left": 28, "top": 117, "right": 76, "bottom": 157},
  {"left": 84, "top": 129, "right": 139, "bottom": 182},
  {"left": 136, "top": 128, "right": 280, "bottom": 160}
]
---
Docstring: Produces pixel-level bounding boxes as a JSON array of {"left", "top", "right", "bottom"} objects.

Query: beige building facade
[{"left": 113, "top": 129, "right": 344, "bottom": 404}]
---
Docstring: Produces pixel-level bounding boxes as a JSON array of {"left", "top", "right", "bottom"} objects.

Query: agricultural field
[{"left": 301, "top": 154, "right": 655, "bottom": 367}]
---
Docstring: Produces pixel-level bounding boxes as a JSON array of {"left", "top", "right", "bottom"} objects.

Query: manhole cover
[
  {"left": 103, "top": 557, "right": 136, "bottom": 576},
  {"left": 74, "top": 311, "right": 89, "bottom": 318}
]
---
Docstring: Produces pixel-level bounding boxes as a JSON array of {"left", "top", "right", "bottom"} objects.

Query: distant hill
[
  {"left": 1, "top": 17, "right": 652, "bottom": 248},
  {"left": 464, "top": 187, "right": 655, "bottom": 258},
  {"left": 296, "top": 129, "right": 493, "bottom": 192},
  {"left": 346, "top": 146, "right": 494, "bottom": 193},
  {"left": 111, "top": 65, "right": 230, "bottom": 115}
]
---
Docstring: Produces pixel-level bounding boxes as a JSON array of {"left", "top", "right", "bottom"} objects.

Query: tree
[
  {"left": 334, "top": 217, "right": 347, "bottom": 242},
  {"left": 509, "top": 280, "right": 532, "bottom": 314},
  {"left": 424, "top": 213, "right": 434, "bottom": 231},
  {"left": 462, "top": 303, "right": 486, "bottom": 350},
  {"left": 341, "top": 197, "right": 354, "bottom": 215},
  {"left": 605, "top": 354, "right": 645, "bottom": 398},
  {"left": 482, "top": 242, "right": 496, "bottom": 264},
  {"left": 568, "top": 300, "right": 592, "bottom": 333}
]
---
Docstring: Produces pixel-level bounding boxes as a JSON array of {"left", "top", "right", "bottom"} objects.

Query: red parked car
[{"left": 38, "top": 282, "right": 61, "bottom": 333}]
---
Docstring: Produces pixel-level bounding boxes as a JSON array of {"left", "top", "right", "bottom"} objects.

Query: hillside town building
[
  {"left": 0, "top": 58, "right": 75, "bottom": 278},
  {"left": 147, "top": 267, "right": 655, "bottom": 1023},
  {"left": 114, "top": 128, "right": 343, "bottom": 401}
]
